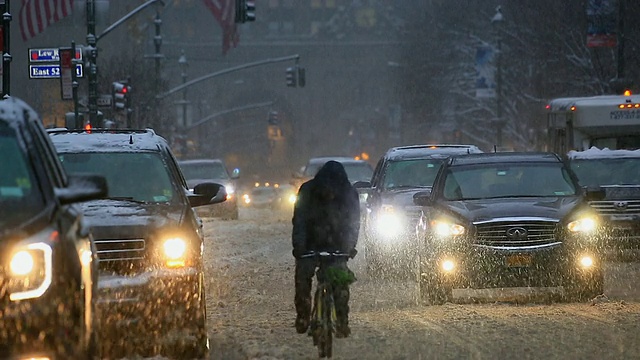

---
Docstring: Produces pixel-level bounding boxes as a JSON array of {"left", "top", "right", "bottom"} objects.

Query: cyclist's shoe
[
  {"left": 295, "top": 315, "right": 309, "bottom": 334},
  {"left": 335, "top": 323, "right": 351, "bottom": 338}
]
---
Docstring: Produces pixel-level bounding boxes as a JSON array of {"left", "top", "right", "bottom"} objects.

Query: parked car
[
  {"left": 49, "top": 128, "right": 226, "bottom": 358},
  {"left": 567, "top": 147, "right": 640, "bottom": 260},
  {"left": 179, "top": 158, "right": 239, "bottom": 220},
  {"left": 414, "top": 152, "right": 605, "bottom": 304},
  {"left": 0, "top": 98, "right": 107, "bottom": 359},
  {"left": 358, "top": 144, "right": 483, "bottom": 275}
]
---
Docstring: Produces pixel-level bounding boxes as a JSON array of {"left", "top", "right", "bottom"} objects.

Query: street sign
[
  {"left": 97, "top": 94, "right": 112, "bottom": 107},
  {"left": 30, "top": 64, "right": 83, "bottom": 79},
  {"left": 29, "top": 48, "right": 83, "bottom": 63}
]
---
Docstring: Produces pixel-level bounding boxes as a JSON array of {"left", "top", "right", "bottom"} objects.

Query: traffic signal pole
[
  {"left": 85, "top": 0, "right": 164, "bottom": 127},
  {"left": 1, "top": 0, "right": 12, "bottom": 99},
  {"left": 156, "top": 54, "right": 301, "bottom": 99}
]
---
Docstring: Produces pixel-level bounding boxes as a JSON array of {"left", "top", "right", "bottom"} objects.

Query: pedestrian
[{"left": 291, "top": 160, "right": 360, "bottom": 338}]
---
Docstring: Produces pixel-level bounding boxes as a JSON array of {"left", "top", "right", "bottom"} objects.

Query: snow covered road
[{"left": 203, "top": 207, "right": 640, "bottom": 360}]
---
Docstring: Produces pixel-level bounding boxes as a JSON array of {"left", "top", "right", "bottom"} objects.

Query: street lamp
[{"left": 491, "top": 5, "right": 504, "bottom": 148}]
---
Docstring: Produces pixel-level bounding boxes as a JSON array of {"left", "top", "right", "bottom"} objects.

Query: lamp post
[
  {"left": 178, "top": 50, "right": 189, "bottom": 128},
  {"left": 176, "top": 50, "right": 189, "bottom": 155},
  {"left": 491, "top": 5, "right": 504, "bottom": 148}
]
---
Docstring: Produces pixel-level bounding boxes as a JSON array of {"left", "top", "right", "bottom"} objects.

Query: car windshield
[
  {"left": 382, "top": 159, "right": 444, "bottom": 189},
  {"left": 443, "top": 163, "right": 577, "bottom": 200},
  {"left": 0, "top": 123, "right": 44, "bottom": 228},
  {"left": 304, "top": 161, "right": 373, "bottom": 183},
  {"left": 59, "top": 152, "right": 175, "bottom": 203},
  {"left": 569, "top": 158, "right": 640, "bottom": 187},
  {"left": 180, "top": 162, "right": 229, "bottom": 180}
]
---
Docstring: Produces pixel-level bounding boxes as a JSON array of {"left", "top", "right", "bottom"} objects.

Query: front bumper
[
  {"left": 421, "top": 241, "right": 601, "bottom": 289},
  {"left": 0, "top": 292, "right": 75, "bottom": 359},
  {"left": 97, "top": 267, "right": 201, "bottom": 328}
]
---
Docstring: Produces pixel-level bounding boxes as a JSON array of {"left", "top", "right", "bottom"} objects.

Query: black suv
[
  {"left": 49, "top": 129, "right": 226, "bottom": 358},
  {"left": 1, "top": 98, "right": 106, "bottom": 358},
  {"left": 359, "top": 144, "right": 483, "bottom": 274},
  {"left": 567, "top": 148, "right": 640, "bottom": 260},
  {"left": 414, "top": 152, "right": 604, "bottom": 304}
]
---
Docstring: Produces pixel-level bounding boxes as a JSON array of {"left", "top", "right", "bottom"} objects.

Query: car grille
[
  {"left": 589, "top": 200, "right": 640, "bottom": 215},
  {"left": 94, "top": 238, "right": 146, "bottom": 267},
  {"left": 474, "top": 220, "right": 559, "bottom": 247}
]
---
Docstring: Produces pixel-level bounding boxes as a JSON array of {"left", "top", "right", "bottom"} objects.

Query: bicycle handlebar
[{"left": 300, "top": 251, "right": 351, "bottom": 259}]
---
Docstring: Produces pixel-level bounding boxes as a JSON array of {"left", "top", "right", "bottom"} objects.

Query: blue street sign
[
  {"left": 29, "top": 64, "right": 84, "bottom": 79},
  {"left": 29, "top": 48, "right": 83, "bottom": 62}
]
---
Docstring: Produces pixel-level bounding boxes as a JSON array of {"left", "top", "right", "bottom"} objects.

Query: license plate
[
  {"left": 611, "top": 215, "right": 635, "bottom": 222},
  {"left": 505, "top": 254, "right": 532, "bottom": 267}
]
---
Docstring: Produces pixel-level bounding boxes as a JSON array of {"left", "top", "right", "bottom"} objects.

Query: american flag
[
  {"left": 202, "top": 0, "right": 239, "bottom": 55},
  {"left": 19, "top": 0, "right": 74, "bottom": 41}
]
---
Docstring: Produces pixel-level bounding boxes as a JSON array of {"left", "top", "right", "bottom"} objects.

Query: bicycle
[{"left": 300, "top": 251, "right": 352, "bottom": 359}]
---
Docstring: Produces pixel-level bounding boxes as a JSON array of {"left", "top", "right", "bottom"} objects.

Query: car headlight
[
  {"left": 163, "top": 238, "right": 187, "bottom": 267},
  {"left": 288, "top": 194, "right": 297, "bottom": 204},
  {"left": 243, "top": 194, "right": 251, "bottom": 204},
  {"left": 567, "top": 217, "right": 597, "bottom": 233},
  {"left": 375, "top": 205, "right": 403, "bottom": 238},
  {"left": 225, "top": 184, "right": 235, "bottom": 195},
  {"left": 430, "top": 220, "right": 466, "bottom": 237},
  {"left": 8, "top": 242, "right": 53, "bottom": 301}
]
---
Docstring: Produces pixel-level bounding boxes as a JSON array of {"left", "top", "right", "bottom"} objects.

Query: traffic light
[
  {"left": 286, "top": 67, "right": 297, "bottom": 87},
  {"left": 268, "top": 111, "right": 279, "bottom": 125},
  {"left": 112, "top": 81, "right": 131, "bottom": 111},
  {"left": 235, "top": 0, "right": 256, "bottom": 23}
]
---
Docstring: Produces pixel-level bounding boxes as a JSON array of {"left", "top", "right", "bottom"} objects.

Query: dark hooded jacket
[{"left": 292, "top": 161, "right": 360, "bottom": 256}]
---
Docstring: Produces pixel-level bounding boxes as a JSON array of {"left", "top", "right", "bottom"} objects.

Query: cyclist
[{"left": 292, "top": 160, "right": 360, "bottom": 338}]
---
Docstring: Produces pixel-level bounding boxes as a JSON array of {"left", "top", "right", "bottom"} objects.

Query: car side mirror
[
  {"left": 56, "top": 173, "right": 108, "bottom": 205},
  {"left": 413, "top": 190, "right": 433, "bottom": 206},
  {"left": 352, "top": 181, "right": 371, "bottom": 189},
  {"left": 231, "top": 168, "right": 240, "bottom": 179},
  {"left": 584, "top": 186, "right": 606, "bottom": 201},
  {"left": 189, "top": 182, "right": 227, "bottom": 207}
]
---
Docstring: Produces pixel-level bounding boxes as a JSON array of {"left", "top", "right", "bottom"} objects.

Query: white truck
[{"left": 546, "top": 92, "right": 640, "bottom": 154}]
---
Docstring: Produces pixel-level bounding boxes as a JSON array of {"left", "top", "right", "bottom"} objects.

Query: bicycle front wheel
[{"left": 318, "top": 292, "right": 335, "bottom": 358}]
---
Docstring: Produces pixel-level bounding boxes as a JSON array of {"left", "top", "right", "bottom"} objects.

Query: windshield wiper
[{"left": 104, "top": 196, "right": 148, "bottom": 204}]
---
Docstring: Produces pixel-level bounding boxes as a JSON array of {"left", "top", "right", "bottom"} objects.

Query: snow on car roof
[
  {"left": 449, "top": 152, "right": 561, "bottom": 166},
  {"left": 567, "top": 146, "right": 640, "bottom": 159},
  {"left": 0, "top": 97, "right": 41, "bottom": 128},
  {"left": 385, "top": 144, "right": 483, "bottom": 161},
  {"left": 48, "top": 129, "right": 167, "bottom": 153}
]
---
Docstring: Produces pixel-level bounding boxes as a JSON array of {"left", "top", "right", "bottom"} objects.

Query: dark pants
[{"left": 295, "top": 258, "right": 351, "bottom": 325}]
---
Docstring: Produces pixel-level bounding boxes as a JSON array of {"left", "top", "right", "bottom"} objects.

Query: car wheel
[
  {"left": 563, "top": 269, "right": 604, "bottom": 302},
  {"left": 180, "top": 274, "right": 210, "bottom": 359},
  {"left": 418, "top": 264, "right": 452, "bottom": 305},
  {"left": 230, "top": 206, "right": 239, "bottom": 220}
]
